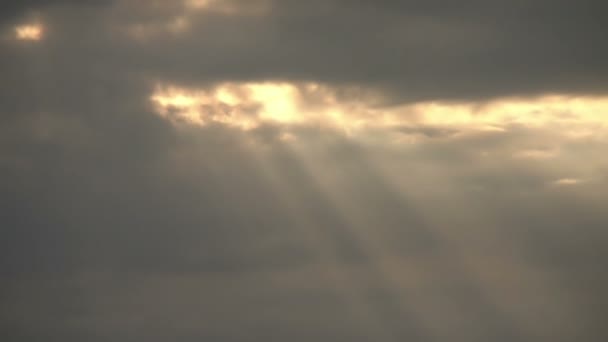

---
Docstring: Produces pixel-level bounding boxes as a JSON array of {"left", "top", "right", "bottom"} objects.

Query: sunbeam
[
  {"left": 145, "top": 78, "right": 608, "bottom": 340},
  {"left": 5, "top": 3, "right": 608, "bottom": 340}
]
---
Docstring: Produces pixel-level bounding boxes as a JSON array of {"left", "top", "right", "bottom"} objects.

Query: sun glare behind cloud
[
  {"left": 150, "top": 81, "right": 608, "bottom": 143},
  {"left": 185, "top": 0, "right": 270, "bottom": 15},
  {"left": 14, "top": 24, "right": 43, "bottom": 41}
]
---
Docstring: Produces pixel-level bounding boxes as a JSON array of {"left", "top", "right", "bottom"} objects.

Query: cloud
[
  {"left": 1, "top": 1, "right": 607, "bottom": 341},
  {"left": 13, "top": 23, "right": 44, "bottom": 40},
  {"left": 4, "top": 0, "right": 606, "bottom": 102},
  {"left": 78, "top": 0, "right": 607, "bottom": 103}
]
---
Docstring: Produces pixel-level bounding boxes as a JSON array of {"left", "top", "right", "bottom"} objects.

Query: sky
[{"left": 1, "top": 1, "right": 607, "bottom": 341}]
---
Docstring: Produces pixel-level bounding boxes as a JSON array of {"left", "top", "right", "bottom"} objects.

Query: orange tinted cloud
[{"left": 14, "top": 24, "right": 44, "bottom": 41}]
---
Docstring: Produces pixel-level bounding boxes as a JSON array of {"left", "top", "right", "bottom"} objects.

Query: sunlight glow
[
  {"left": 15, "top": 24, "right": 43, "bottom": 41},
  {"left": 149, "top": 80, "right": 607, "bottom": 341},
  {"left": 249, "top": 83, "right": 301, "bottom": 124},
  {"left": 553, "top": 178, "right": 583, "bottom": 186},
  {"left": 185, "top": 0, "right": 270, "bottom": 15},
  {"left": 151, "top": 82, "right": 316, "bottom": 129},
  {"left": 513, "top": 149, "right": 559, "bottom": 160},
  {"left": 150, "top": 81, "right": 608, "bottom": 141},
  {"left": 123, "top": 0, "right": 271, "bottom": 41}
]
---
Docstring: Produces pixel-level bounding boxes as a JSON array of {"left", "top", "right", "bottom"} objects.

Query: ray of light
[
  {"left": 280, "top": 123, "right": 589, "bottom": 339},
  {"left": 234, "top": 135, "right": 407, "bottom": 342},
  {"left": 366, "top": 142, "right": 587, "bottom": 339},
  {"left": 273, "top": 137, "right": 479, "bottom": 340},
  {"left": 149, "top": 79, "right": 607, "bottom": 339}
]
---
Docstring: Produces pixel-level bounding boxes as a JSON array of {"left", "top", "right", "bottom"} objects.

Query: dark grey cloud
[
  {"left": 0, "top": 0, "right": 110, "bottom": 29},
  {"left": 83, "top": 0, "right": 607, "bottom": 102},
  {"left": 4, "top": 0, "right": 605, "bottom": 102},
  {"left": 1, "top": 1, "right": 608, "bottom": 342}
]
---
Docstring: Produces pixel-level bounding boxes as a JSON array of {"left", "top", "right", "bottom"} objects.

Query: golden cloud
[
  {"left": 14, "top": 24, "right": 44, "bottom": 41},
  {"left": 150, "top": 81, "right": 608, "bottom": 142}
]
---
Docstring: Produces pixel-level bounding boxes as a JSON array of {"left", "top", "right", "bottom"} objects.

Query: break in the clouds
[{"left": 1, "top": 1, "right": 607, "bottom": 342}]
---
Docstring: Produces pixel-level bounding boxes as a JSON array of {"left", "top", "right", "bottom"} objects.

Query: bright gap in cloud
[
  {"left": 150, "top": 81, "right": 608, "bottom": 141},
  {"left": 553, "top": 178, "right": 584, "bottom": 186},
  {"left": 185, "top": 0, "right": 270, "bottom": 15},
  {"left": 14, "top": 24, "right": 44, "bottom": 41}
]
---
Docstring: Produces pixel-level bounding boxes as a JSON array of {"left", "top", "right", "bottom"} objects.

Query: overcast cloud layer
[{"left": 1, "top": 1, "right": 608, "bottom": 341}]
